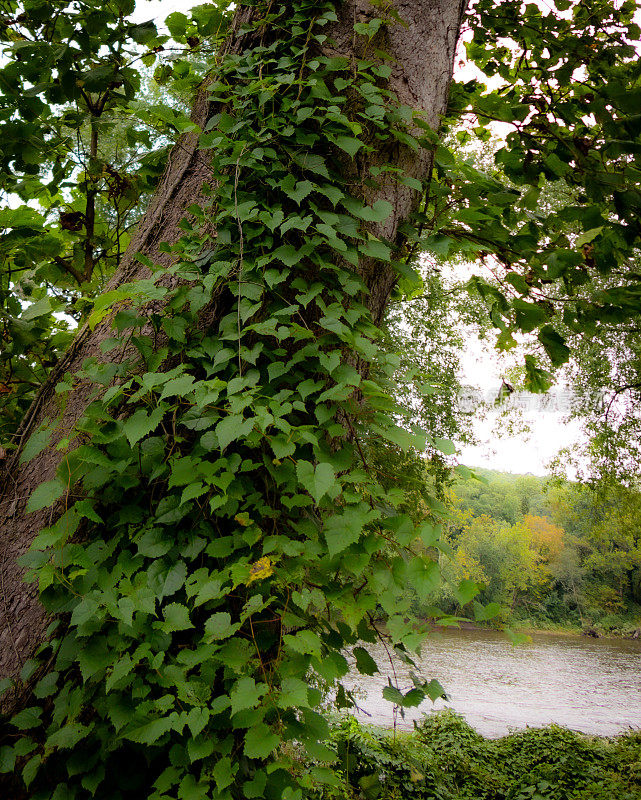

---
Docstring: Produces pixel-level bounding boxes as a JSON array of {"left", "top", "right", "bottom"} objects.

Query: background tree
[{"left": 0, "top": 0, "right": 221, "bottom": 447}]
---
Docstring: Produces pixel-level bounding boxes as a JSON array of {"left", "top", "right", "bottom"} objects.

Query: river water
[{"left": 344, "top": 627, "right": 641, "bottom": 738}]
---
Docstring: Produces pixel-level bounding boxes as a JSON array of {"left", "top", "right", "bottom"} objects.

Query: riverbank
[
  {"left": 305, "top": 710, "right": 641, "bottom": 799},
  {"left": 429, "top": 617, "right": 640, "bottom": 642},
  {"left": 446, "top": 613, "right": 641, "bottom": 640},
  {"left": 512, "top": 615, "right": 641, "bottom": 639}
]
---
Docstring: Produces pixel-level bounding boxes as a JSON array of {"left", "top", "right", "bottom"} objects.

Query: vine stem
[
  {"left": 367, "top": 611, "right": 401, "bottom": 742},
  {"left": 234, "top": 146, "right": 248, "bottom": 376}
]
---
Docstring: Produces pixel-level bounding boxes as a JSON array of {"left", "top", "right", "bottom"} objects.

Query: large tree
[
  {"left": 1, "top": 0, "right": 640, "bottom": 796},
  {"left": 0, "top": 0, "right": 463, "bottom": 686},
  {"left": 0, "top": 0, "right": 467, "bottom": 796}
]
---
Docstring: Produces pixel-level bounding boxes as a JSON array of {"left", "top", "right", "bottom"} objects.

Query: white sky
[
  {"left": 456, "top": 343, "right": 584, "bottom": 477},
  {"left": 131, "top": 0, "right": 589, "bottom": 478},
  {"left": 133, "top": 1, "right": 192, "bottom": 24}
]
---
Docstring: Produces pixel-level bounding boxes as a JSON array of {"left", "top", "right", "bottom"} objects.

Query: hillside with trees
[{"left": 423, "top": 469, "right": 641, "bottom": 635}]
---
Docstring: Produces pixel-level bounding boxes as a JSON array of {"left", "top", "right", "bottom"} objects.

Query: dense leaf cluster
[
  {"left": 2, "top": 0, "right": 641, "bottom": 797},
  {"left": 426, "top": 0, "right": 641, "bottom": 390},
  {"left": 321, "top": 711, "right": 641, "bottom": 800}
]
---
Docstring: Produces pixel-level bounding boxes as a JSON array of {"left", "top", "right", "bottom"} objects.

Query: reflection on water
[{"left": 344, "top": 627, "right": 641, "bottom": 738}]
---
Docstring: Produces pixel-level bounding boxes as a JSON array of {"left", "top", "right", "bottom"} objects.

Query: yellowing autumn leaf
[{"left": 247, "top": 557, "right": 274, "bottom": 584}]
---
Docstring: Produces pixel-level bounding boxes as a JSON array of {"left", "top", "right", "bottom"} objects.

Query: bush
[
  {"left": 307, "top": 712, "right": 641, "bottom": 800},
  {"left": 325, "top": 716, "right": 448, "bottom": 799}
]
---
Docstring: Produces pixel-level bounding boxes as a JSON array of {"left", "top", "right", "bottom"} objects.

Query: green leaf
[
  {"left": 575, "top": 226, "right": 603, "bottom": 247},
  {"left": 359, "top": 239, "right": 391, "bottom": 261},
  {"left": 334, "top": 136, "right": 363, "bottom": 157},
  {"left": 402, "top": 688, "right": 426, "bottom": 708},
  {"left": 11, "top": 707, "right": 42, "bottom": 730},
  {"left": 538, "top": 325, "right": 570, "bottom": 367},
  {"left": 162, "top": 561, "right": 187, "bottom": 597},
  {"left": 513, "top": 299, "right": 548, "bottom": 333},
  {"left": 454, "top": 578, "right": 480, "bottom": 606},
  {"left": 230, "top": 677, "right": 266, "bottom": 716},
  {"left": 353, "top": 647, "right": 378, "bottom": 675},
  {"left": 77, "top": 639, "right": 112, "bottom": 682},
  {"left": 159, "top": 374, "right": 196, "bottom": 400},
  {"left": 165, "top": 11, "right": 189, "bottom": 38},
  {"left": 382, "top": 684, "right": 404, "bottom": 705},
  {"left": 205, "top": 612, "right": 238, "bottom": 641},
  {"left": 505, "top": 628, "right": 532, "bottom": 646},
  {"left": 289, "top": 180, "right": 313, "bottom": 205},
  {"left": 160, "top": 603, "right": 193, "bottom": 633},
  {"left": 425, "top": 678, "right": 447, "bottom": 701},
  {"left": 74, "top": 499, "right": 103, "bottom": 524},
  {"left": 524, "top": 355, "right": 553, "bottom": 393},
  {"left": 123, "top": 407, "right": 164, "bottom": 447},
  {"left": 129, "top": 21, "right": 158, "bottom": 44},
  {"left": 283, "top": 629, "right": 322, "bottom": 658},
  {"left": 474, "top": 601, "right": 502, "bottom": 622},
  {"left": 244, "top": 723, "right": 280, "bottom": 759},
  {"left": 215, "top": 414, "right": 254, "bottom": 451},
  {"left": 212, "top": 756, "right": 235, "bottom": 790},
  {"left": 180, "top": 482, "right": 207, "bottom": 506},
  {"left": 324, "top": 506, "right": 378, "bottom": 556},
  {"left": 45, "top": 722, "right": 93, "bottom": 751},
  {"left": 0, "top": 745, "right": 16, "bottom": 774},
  {"left": 106, "top": 654, "right": 135, "bottom": 693},
  {"left": 433, "top": 437, "right": 456, "bottom": 456},
  {"left": 291, "top": 152, "right": 329, "bottom": 178},
  {"left": 296, "top": 461, "right": 336, "bottom": 504},
  {"left": 187, "top": 735, "right": 215, "bottom": 763},
  {"left": 33, "top": 671, "right": 58, "bottom": 699},
  {"left": 123, "top": 716, "right": 174, "bottom": 744},
  {"left": 20, "top": 423, "right": 53, "bottom": 465},
  {"left": 22, "top": 754, "right": 41, "bottom": 789},
  {"left": 371, "top": 423, "right": 427, "bottom": 451},
  {"left": 342, "top": 197, "right": 393, "bottom": 223},
  {"left": 279, "top": 677, "right": 310, "bottom": 708},
  {"left": 418, "top": 522, "right": 441, "bottom": 547},
  {"left": 271, "top": 434, "right": 295, "bottom": 459},
  {"left": 185, "top": 707, "right": 210, "bottom": 738},
  {"left": 407, "top": 556, "right": 440, "bottom": 599},
  {"left": 26, "top": 479, "right": 65, "bottom": 513},
  {"left": 70, "top": 595, "right": 100, "bottom": 627},
  {"left": 399, "top": 174, "right": 423, "bottom": 191}
]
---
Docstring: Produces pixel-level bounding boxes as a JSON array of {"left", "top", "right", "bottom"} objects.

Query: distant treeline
[{"left": 429, "top": 469, "right": 641, "bottom": 634}]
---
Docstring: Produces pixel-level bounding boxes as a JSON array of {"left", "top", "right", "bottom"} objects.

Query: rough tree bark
[{"left": 0, "top": 0, "right": 466, "bottom": 707}]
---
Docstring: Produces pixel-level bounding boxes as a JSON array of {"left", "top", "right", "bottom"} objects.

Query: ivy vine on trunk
[{"left": 0, "top": 1, "right": 465, "bottom": 797}]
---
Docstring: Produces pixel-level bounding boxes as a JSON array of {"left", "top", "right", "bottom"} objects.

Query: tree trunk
[{"left": 0, "top": 0, "right": 466, "bottom": 706}]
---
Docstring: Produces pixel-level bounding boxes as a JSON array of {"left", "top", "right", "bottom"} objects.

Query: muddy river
[{"left": 344, "top": 627, "right": 641, "bottom": 737}]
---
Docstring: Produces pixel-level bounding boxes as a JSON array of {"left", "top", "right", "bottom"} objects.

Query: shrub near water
[{"left": 312, "top": 711, "right": 641, "bottom": 800}]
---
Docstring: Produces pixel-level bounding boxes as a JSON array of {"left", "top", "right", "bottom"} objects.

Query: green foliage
[
  {"left": 428, "top": 0, "right": 641, "bottom": 391},
  {"left": 0, "top": 0, "right": 210, "bottom": 448},
  {"left": 0, "top": 2, "right": 452, "bottom": 797},
  {"left": 555, "top": 291, "right": 641, "bottom": 485},
  {"left": 313, "top": 712, "right": 641, "bottom": 800},
  {"left": 378, "top": 268, "right": 492, "bottom": 500},
  {"left": 2, "top": 0, "right": 641, "bottom": 797},
  {"left": 430, "top": 469, "right": 641, "bottom": 632}
]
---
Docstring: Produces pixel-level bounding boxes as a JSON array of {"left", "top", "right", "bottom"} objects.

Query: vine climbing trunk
[{"left": 0, "top": 0, "right": 466, "bottom": 716}]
